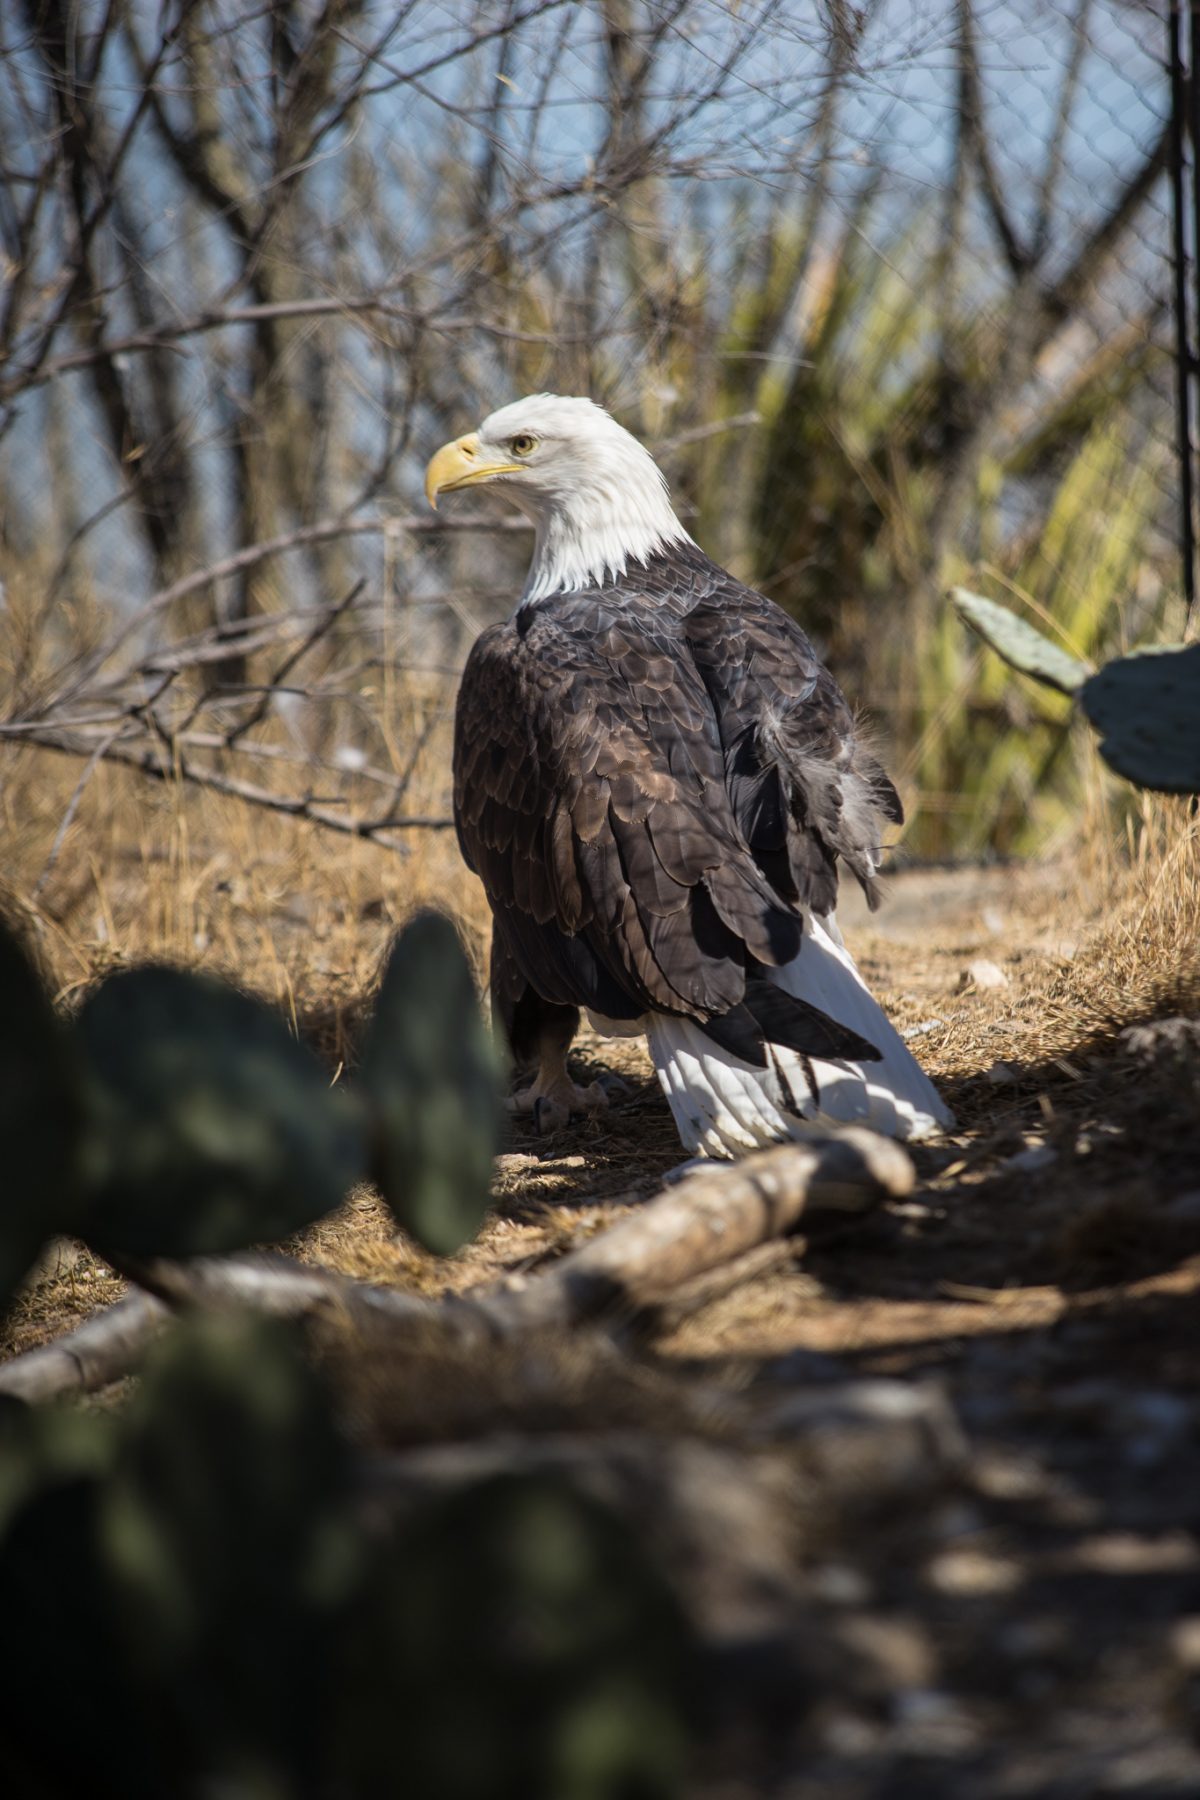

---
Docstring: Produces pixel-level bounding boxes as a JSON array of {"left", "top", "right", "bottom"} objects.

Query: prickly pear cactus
[
  {"left": 0, "top": 920, "right": 690, "bottom": 1796},
  {"left": 952, "top": 588, "right": 1089, "bottom": 694},
  {"left": 103, "top": 1312, "right": 361, "bottom": 1783},
  {"left": 76, "top": 966, "right": 365, "bottom": 1259},
  {"left": 953, "top": 588, "right": 1200, "bottom": 796},
  {"left": 0, "top": 1314, "right": 357, "bottom": 1797},
  {"left": 337, "top": 1471, "right": 692, "bottom": 1800},
  {"left": 0, "top": 1330, "right": 695, "bottom": 1797},
  {"left": 0, "top": 922, "right": 85, "bottom": 1300},
  {"left": 0, "top": 1411, "right": 134, "bottom": 1798},
  {"left": 361, "top": 910, "right": 503, "bottom": 1255},
  {"left": 1079, "top": 642, "right": 1200, "bottom": 794}
]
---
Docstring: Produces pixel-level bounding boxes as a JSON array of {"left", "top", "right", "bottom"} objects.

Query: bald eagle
[{"left": 426, "top": 395, "right": 952, "bottom": 1157}]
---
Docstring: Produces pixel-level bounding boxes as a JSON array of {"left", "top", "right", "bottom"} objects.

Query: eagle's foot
[{"left": 507, "top": 1073, "right": 609, "bottom": 1136}]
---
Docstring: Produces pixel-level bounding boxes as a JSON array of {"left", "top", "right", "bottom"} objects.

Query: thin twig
[
  {"left": 16, "top": 728, "right": 456, "bottom": 847},
  {"left": 32, "top": 724, "right": 128, "bottom": 898},
  {"left": 225, "top": 577, "right": 365, "bottom": 748}
]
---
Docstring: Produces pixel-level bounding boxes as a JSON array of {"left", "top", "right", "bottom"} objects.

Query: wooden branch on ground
[
  {"left": 487, "top": 1129, "right": 913, "bottom": 1331},
  {"left": 0, "top": 1131, "right": 914, "bottom": 1405},
  {"left": 632, "top": 1240, "right": 797, "bottom": 1340},
  {"left": 364, "top": 1379, "right": 965, "bottom": 1518},
  {"left": 0, "top": 1290, "right": 167, "bottom": 1404}
]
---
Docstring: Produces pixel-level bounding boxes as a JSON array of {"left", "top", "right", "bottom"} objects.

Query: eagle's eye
[{"left": 509, "top": 433, "right": 537, "bottom": 457}]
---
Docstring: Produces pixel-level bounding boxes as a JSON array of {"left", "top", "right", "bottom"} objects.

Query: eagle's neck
[{"left": 521, "top": 491, "right": 691, "bottom": 604}]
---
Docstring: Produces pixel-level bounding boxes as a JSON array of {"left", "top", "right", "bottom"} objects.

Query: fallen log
[
  {"left": 0, "top": 1289, "right": 167, "bottom": 1405},
  {"left": 484, "top": 1128, "right": 913, "bottom": 1331},
  {"left": 630, "top": 1240, "right": 798, "bottom": 1341},
  {"left": 0, "top": 1129, "right": 913, "bottom": 1402}
]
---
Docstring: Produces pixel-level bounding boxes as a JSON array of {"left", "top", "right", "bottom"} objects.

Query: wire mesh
[{"left": 0, "top": 1, "right": 1184, "bottom": 856}]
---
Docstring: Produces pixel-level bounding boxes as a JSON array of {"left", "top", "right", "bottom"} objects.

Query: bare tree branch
[
  {"left": 10, "top": 728, "right": 456, "bottom": 848},
  {"left": 30, "top": 512, "right": 526, "bottom": 721},
  {"left": 1044, "top": 114, "right": 1173, "bottom": 325},
  {"left": 956, "top": 0, "right": 1030, "bottom": 278}
]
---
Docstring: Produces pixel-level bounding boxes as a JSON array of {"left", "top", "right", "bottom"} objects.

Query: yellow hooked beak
[{"left": 423, "top": 433, "right": 522, "bottom": 509}]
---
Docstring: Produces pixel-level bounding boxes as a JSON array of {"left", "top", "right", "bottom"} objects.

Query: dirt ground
[
  {"left": 459, "top": 855, "right": 1200, "bottom": 1798},
  {"left": 4, "top": 771, "right": 1200, "bottom": 1795}
]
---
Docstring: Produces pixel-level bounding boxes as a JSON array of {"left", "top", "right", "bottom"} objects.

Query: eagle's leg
[
  {"left": 507, "top": 1032, "right": 609, "bottom": 1135},
  {"left": 510, "top": 1068, "right": 609, "bottom": 1134},
  {"left": 496, "top": 983, "right": 607, "bottom": 1135}
]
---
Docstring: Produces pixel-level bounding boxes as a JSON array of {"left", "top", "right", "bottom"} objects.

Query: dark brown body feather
[{"left": 453, "top": 542, "right": 900, "bottom": 1069}]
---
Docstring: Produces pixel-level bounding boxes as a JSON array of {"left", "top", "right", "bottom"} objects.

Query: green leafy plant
[
  {"left": 953, "top": 588, "right": 1200, "bottom": 796},
  {"left": 623, "top": 206, "right": 1173, "bottom": 859}
]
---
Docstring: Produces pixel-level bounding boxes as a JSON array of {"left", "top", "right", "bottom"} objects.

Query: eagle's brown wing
[
  {"left": 678, "top": 551, "right": 903, "bottom": 916},
  {"left": 453, "top": 590, "right": 805, "bottom": 1036}
]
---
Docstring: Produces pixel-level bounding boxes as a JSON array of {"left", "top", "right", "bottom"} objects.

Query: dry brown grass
[
  {"left": 0, "top": 733, "right": 485, "bottom": 1036},
  {"left": 3, "top": 706, "right": 1198, "bottom": 1370}
]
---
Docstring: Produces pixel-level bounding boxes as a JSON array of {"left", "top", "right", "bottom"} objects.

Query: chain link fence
[{"left": 0, "top": 1, "right": 1184, "bottom": 857}]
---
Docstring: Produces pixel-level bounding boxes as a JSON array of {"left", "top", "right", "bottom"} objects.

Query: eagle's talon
[
  {"left": 532, "top": 1094, "right": 570, "bottom": 1135},
  {"left": 513, "top": 1074, "right": 609, "bottom": 1134}
]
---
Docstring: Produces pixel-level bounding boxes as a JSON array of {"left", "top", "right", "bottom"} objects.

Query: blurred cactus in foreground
[
  {"left": 1081, "top": 643, "right": 1200, "bottom": 794},
  {"left": 0, "top": 918, "right": 691, "bottom": 1796},
  {"left": 0, "top": 907, "right": 501, "bottom": 1283},
  {"left": 77, "top": 966, "right": 366, "bottom": 1260},
  {"left": 0, "top": 927, "right": 87, "bottom": 1296},
  {"left": 953, "top": 589, "right": 1200, "bottom": 796},
  {"left": 361, "top": 911, "right": 504, "bottom": 1256},
  {"left": 0, "top": 1318, "right": 691, "bottom": 1799}
]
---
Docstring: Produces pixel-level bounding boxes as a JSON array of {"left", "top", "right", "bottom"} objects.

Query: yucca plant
[
  {"left": 676, "top": 200, "right": 1174, "bottom": 859},
  {"left": 917, "top": 410, "right": 1173, "bottom": 856}
]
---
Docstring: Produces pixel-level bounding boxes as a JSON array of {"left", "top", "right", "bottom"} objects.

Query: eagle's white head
[{"left": 424, "top": 393, "right": 691, "bottom": 604}]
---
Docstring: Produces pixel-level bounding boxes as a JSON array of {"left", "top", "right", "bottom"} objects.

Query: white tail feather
[{"left": 643, "top": 911, "right": 953, "bottom": 1159}]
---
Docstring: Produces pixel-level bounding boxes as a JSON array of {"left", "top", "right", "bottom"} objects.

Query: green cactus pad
[
  {"left": 101, "top": 1314, "right": 358, "bottom": 1776},
  {"left": 338, "top": 1472, "right": 692, "bottom": 1798},
  {"left": 0, "top": 1316, "right": 358, "bottom": 1793},
  {"left": 76, "top": 966, "right": 364, "bottom": 1258},
  {"left": 361, "top": 910, "right": 502, "bottom": 1256},
  {"left": 952, "top": 588, "right": 1090, "bottom": 694},
  {"left": 0, "top": 1456, "right": 143, "bottom": 1794},
  {"left": 0, "top": 1393, "right": 112, "bottom": 1540},
  {"left": 1080, "top": 641, "right": 1200, "bottom": 794},
  {"left": 0, "top": 920, "right": 86, "bottom": 1301}
]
